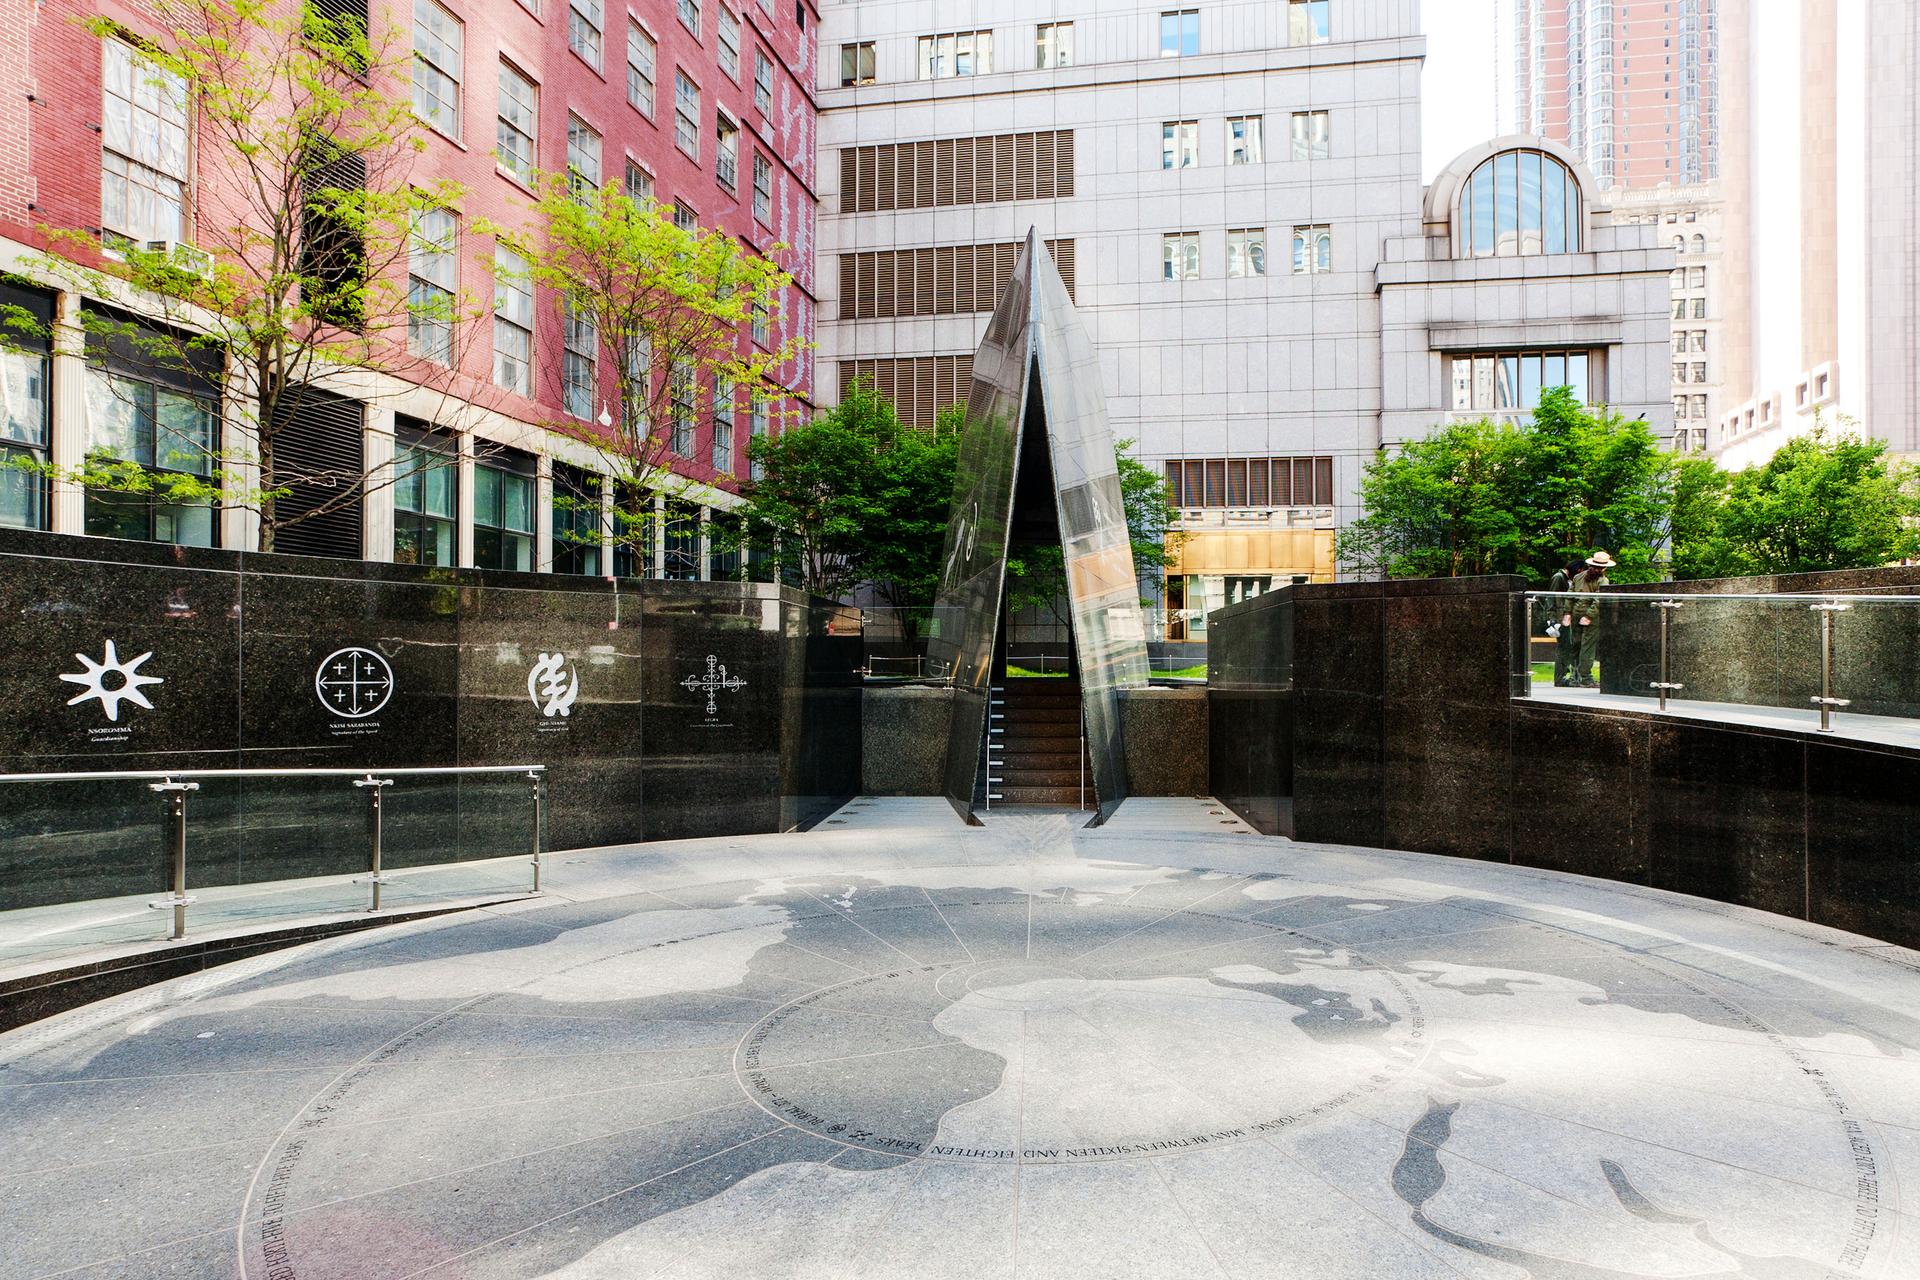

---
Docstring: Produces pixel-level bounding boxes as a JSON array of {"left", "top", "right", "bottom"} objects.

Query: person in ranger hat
[
  {"left": 1544, "top": 556, "right": 1584, "bottom": 686},
  {"left": 1561, "top": 550, "right": 1614, "bottom": 688}
]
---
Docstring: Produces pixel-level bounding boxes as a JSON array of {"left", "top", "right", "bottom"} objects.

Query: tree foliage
[
  {"left": 1672, "top": 423, "right": 1919, "bottom": 577},
  {"left": 500, "top": 175, "right": 804, "bottom": 553},
  {"left": 1335, "top": 388, "right": 1672, "bottom": 583},
  {"left": 724, "top": 380, "right": 956, "bottom": 600},
  {"left": 16, "top": 0, "right": 478, "bottom": 549}
]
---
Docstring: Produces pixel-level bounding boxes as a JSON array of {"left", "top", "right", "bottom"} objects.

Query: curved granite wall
[
  {"left": 0, "top": 528, "right": 861, "bottom": 911},
  {"left": 1208, "top": 572, "right": 1920, "bottom": 951}
]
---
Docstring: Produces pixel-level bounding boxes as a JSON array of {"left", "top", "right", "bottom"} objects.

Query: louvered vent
[
  {"left": 838, "top": 130, "right": 1073, "bottom": 213},
  {"left": 837, "top": 239, "right": 1076, "bottom": 320},
  {"left": 269, "top": 385, "right": 365, "bottom": 559}
]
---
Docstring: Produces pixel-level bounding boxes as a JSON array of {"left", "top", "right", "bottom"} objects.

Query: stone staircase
[{"left": 992, "top": 678, "right": 1089, "bottom": 807}]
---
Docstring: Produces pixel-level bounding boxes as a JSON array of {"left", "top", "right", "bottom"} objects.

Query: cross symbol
[{"left": 680, "top": 653, "right": 746, "bottom": 716}]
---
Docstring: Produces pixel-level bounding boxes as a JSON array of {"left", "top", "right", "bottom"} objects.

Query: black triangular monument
[{"left": 926, "top": 232, "right": 1151, "bottom": 825}]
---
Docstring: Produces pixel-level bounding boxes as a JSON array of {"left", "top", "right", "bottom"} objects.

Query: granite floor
[{"left": 2, "top": 797, "right": 1917, "bottom": 1279}]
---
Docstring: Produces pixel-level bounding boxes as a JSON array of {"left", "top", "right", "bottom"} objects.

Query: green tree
[
  {"left": 1666, "top": 452, "right": 1737, "bottom": 579},
  {"left": 500, "top": 173, "right": 803, "bottom": 560},
  {"left": 14, "top": 0, "right": 478, "bottom": 551},
  {"left": 726, "top": 380, "right": 945, "bottom": 598},
  {"left": 1336, "top": 388, "right": 1672, "bottom": 582},
  {"left": 1707, "top": 423, "right": 1919, "bottom": 575}
]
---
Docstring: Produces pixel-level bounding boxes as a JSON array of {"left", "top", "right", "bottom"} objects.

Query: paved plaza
[{"left": 2, "top": 798, "right": 1917, "bottom": 1278}]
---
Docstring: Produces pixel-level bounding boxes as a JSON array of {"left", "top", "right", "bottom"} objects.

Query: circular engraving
[
  {"left": 734, "top": 904, "right": 1426, "bottom": 1164},
  {"left": 313, "top": 646, "right": 395, "bottom": 719}
]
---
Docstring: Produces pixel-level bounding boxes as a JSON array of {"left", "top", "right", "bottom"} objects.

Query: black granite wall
[
  {"left": 0, "top": 529, "right": 859, "bottom": 909},
  {"left": 1208, "top": 572, "right": 1920, "bottom": 950}
]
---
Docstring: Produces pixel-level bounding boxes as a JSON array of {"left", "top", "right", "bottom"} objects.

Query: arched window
[
  {"left": 1673, "top": 235, "right": 1686, "bottom": 253},
  {"left": 1458, "top": 148, "right": 1582, "bottom": 257},
  {"left": 1690, "top": 233, "right": 1705, "bottom": 254}
]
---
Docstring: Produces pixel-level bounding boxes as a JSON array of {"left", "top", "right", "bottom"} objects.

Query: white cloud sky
[{"left": 1421, "top": 0, "right": 1502, "bottom": 181}]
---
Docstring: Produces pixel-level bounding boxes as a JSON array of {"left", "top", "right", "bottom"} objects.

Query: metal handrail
[
  {"left": 1524, "top": 590, "right": 1920, "bottom": 604},
  {"left": 0, "top": 765, "right": 546, "bottom": 784},
  {"left": 1, "top": 764, "right": 547, "bottom": 940}
]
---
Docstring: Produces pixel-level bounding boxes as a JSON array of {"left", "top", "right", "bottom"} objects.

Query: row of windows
[
  {"left": 1447, "top": 350, "right": 1594, "bottom": 412},
  {"left": 838, "top": 131, "right": 1075, "bottom": 214},
  {"left": 834, "top": 2, "right": 1331, "bottom": 86},
  {"left": 1671, "top": 266, "right": 1707, "bottom": 292},
  {"left": 836, "top": 241, "right": 1076, "bottom": 321},
  {"left": 410, "top": 0, "right": 784, "bottom": 222},
  {"left": 1158, "top": 112, "right": 1330, "bottom": 169},
  {"left": 1673, "top": 394, "right": 1710, "bottom": 420},
  {"left": 1672, "top": 362, "right": 1710, "bottom": 385},
  {"left": 1671, "top": 329, "right": 1708, "bottom": 354},
  {"left": 1162, "top": 227, "right": 1332, "bottom": 280},
  {"left": 836, "top": 357, "right": 973, "bottom": 432},
  {"left": 1163, "top": 457, "right": 1335, "bottom": 510}
]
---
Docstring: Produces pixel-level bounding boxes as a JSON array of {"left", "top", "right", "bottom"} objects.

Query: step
[
  {"left": 1000, "top": 750, "right": 1084, "bottom": 769},
  {"left": 1002, "top": 708, "right": 1081, "bottom": 725},
  {"left": 997, "top": 785, "right": 1088, "bottom": 805},
  {"left": 1001, "top": 768, "right": 1083, "bottom": 788}
]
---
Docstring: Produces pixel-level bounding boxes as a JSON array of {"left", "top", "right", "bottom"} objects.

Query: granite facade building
[
  {"left": 817, "top": 0, "right": 1673, "bottom": 616},
  {"left": 0, "top": 0, "right": 819, "bottom": 573}
]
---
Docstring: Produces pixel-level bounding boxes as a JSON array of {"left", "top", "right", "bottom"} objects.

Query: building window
[
  {"left": 716, "top": 115, "right": 739, "bottom": 190},
  {"left": 492, "top": 246, "right": 533, "bottom": 396},
  {"left": 473, "top": 452, "right": 535, "bottom": 571},
  {"left": 1690, "top": 394, "right": 1707, "bottom": 418},
  {"left": 712, "top": 376, "right": 735, "bottom": 474},
  {"left": 1159, "top": 10, "right": 1198, "bottom": 57},
  {"left": 840, "top": 41, "right": 875, "bottom": 86},
  {"left": 1692, "top": 297, "right": 1706, "bottom": 319},
  {"left": 718, "top": 7, "right": 740, "bottom": 78},
  {"left": 752, "top": 152, "right": 772, "bottom": 223},
  {"left": 627, "top": 24, "right": 656, "bottom": 117},
  {"left": 1163, "top": 456, "right": 1334, "bottom": 508},
  {"left": 496, "top": 62, "right": 537, "bottom": 181},
  {"left": 1672, "top": 298, "right": 1687, "bottom": 320},
  {"left": 1292, "top": 224, "right": 1332, "bottom": 274},
  {"left": 751, "top": 297, "right": 769, "bottom": 346},
  {"left": 1226, "top": 227, "right": 1266, "bottom": 278},
  {"left": 626, "top": 161, "right": 653, "bottom": 202},
  {"left": 1036, "top": 22, "right": 1073, "bottom": 68},
  {"left": 1672, "top": 331, "right": 1687, "bottom": 355},
  {"left": 677, "top": 0, "right": 700, "bottom": 36},
  {"left": 753, "top": 51, "right": 774, "bottom": 114},
  {"left": 100, "top": 38, "right": 190, "bottom": 247},
  {"left": 552, "top": 464, "right": 603, "bottom": 575},
  {"left": 567, "top": 115, "right": 602, "bottom": 196},
  {"left": 81, "top": 317, "right": 221, "bottom": 548},
  {"left": 1227, "top": 116, "right": 1263, "bottom": 165},
  {"left": 669, "top": 360, "right": 696, "bottom": 455},
  {"left": 412, "top": 0, "right": 463, "bottom": 137},
  {"left": 1161, "top": 121, "right": 1199, "bottom": 170},
  {"left": 0, "top": 288, "right": 51, "bottom": 531},
  {"left": 1691, "top": 330, "right": 1707, "bottom": 353},
  {"left": 1162, "top": 231, "right": 1200, "bottom": 281},
  {"left": 1460, "top": 149, "right": 1580, "bottom": 257},
  {"left": 562, "top": 296, "right": 597, "bottom": 419},
  {"left": 568, "top": 0, "right": 603, "bottom": 70},
  {"left": 1692, "top": 362, "right": 1707, "bottom": 384},
  {"left": 1673, "top": 362, "right": 1688, "bottom": 385},
  {"left": 748, "top": 395, "right": 769, "bottom": 480},
  {"left": 673, "top": 200, "right": 697, "bottom": 231},
  {"left": 1289, "top": 0, "right": 1330, "bottom": 45},
  {"left": 674, "top": 71, "right": 701, "bottom": 159},
  {"left": 1689, "top": 266, "right": 1706, "bottom": 289},
  {"left": 1673, "top": 395, "right": 1688, "bottom": 420},
  {"left": 407, "top": 205, "right": 457, "bottom": 364},
  {"left": 1289, "top": 110, "right": 1329, "bottom": 160},
  {"left": 392, "top": 426, "right": 455, "bottom": 566},
  {"left": 918, "top": 31, "right": 993, "bottom": 79},
  {"left": 1447, "top": 350, "right": 1593, "bottom": 412}
]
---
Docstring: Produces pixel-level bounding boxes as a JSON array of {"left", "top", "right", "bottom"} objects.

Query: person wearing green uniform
[
  {"left": 1563, "top": 550, "right": 1613, "bottom": 687},
  {"left": 1544, "top": 558, "right": 1582, "bottom": 686}
]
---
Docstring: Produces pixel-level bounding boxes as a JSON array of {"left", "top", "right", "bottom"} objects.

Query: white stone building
[{"left": 816, "top": 0, "right": 1674, "bottom": 604}]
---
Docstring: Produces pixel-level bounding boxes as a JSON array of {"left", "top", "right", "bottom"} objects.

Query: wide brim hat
[{"left": 1586, "top": 551, "right": 1616, "bottom": 568}]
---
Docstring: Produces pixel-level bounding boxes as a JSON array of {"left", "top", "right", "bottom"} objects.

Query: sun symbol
[{"left": 59, "top": 640, "right": 165, "bottom": 723}]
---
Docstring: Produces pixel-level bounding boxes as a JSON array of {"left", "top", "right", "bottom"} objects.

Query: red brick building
[{"left": 0, "top": 0, "right": 818, "bottom": 575}]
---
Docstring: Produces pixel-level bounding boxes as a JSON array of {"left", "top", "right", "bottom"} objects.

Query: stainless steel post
[
  {"left": 528, "top": 770, "right": 543, "bottom": 893},
  {"left": 1649, "top": 600, "right": 1685, "bottom": 711},
  {"left": 147, "top": 778, "right": 200, "bottom": 940},
  {"left": 1810, "top": 601, "right": 1853, "bottom": 731},
  {"left": 353, "top": 775, "right": 394, "bottom": 910}
]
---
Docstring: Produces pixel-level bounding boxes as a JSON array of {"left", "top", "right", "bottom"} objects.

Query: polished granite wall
[
  {"left": 1208, "top": 572, "right": 1920, "bottom": 950},
  {"left": 0, "top": 529, "right": 859, "bottom": 909}
]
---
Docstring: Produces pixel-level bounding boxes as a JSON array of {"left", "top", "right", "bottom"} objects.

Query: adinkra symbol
[
  {"left": 314, "top": 647, "right": 395, "bottom": 719},
  {"left": 59, "top": 640, "right": 163, "bottom": 722},
  {"left": 681, "top": 653, "right": 746, "bottom": 718},
  {"left": 527, "top": 651, "right": 580, "bottom": 718}
]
